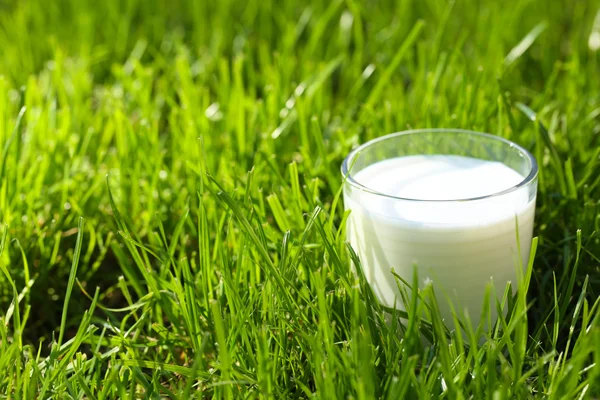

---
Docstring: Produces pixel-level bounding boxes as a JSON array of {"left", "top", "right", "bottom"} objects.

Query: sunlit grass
[{"left": 0, "top": 0, "right": 599, "bottom": 397}]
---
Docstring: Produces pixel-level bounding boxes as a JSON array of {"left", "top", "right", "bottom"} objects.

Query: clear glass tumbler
[{"left": 341, "top": 129, "right": 538, "bottom": 328}]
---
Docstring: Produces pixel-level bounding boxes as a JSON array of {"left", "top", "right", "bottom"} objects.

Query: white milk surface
[{"left": 345, "top": 155, "right": 536, "bottom": 328}]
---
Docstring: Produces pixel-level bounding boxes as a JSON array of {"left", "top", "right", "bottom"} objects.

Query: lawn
[{"left": 0, "top": 0, "right": 599, "bottom": 398}]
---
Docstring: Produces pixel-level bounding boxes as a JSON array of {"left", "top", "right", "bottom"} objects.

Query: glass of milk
[{"left": 342, "top": 129, "right": 538, "bottom": 329}]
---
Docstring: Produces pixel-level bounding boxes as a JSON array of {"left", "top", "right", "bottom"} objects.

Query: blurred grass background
[{"left": 0, "top": 0, "right": 599, "bottom": 397}]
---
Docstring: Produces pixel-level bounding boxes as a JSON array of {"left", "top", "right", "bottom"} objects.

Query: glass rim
[{"left": 340, "top": 129, "right": 538, "bottom": 203}]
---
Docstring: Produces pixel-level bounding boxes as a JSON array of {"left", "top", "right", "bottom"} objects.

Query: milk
[{"left": 345, "top": 155, "right": 536, "bottom": 328}]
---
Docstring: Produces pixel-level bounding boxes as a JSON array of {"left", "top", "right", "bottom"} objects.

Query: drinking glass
[{"left": 341, "top": 129, "right": 538, "bottom": 328}]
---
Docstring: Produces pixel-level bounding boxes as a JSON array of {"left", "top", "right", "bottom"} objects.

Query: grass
[{"left": 0, "top": 0, "right": 599, "bottom": 397}]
